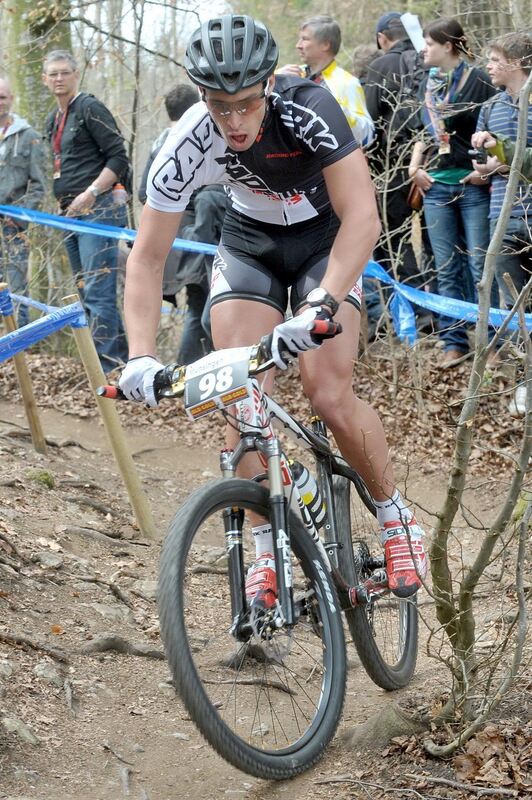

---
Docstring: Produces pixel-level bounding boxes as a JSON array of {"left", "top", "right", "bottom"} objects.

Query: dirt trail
[{"left": 0, "top": 398, "right": 496, "bottom": 800}]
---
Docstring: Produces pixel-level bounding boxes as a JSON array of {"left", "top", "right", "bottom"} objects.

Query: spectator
[
  {"left": 351, "top": 43, "right": 379, "bottom": 84},
  {"left": 472, "top": 31, "right": 532, "bottom": 416},
  {"left": 277, "top": 15, "right": 374, "bottom": 147},
  {"left": 409, "top": 18, "right": 498, "bottom": 368},
  {"left": 364, "top": 12, "right": 424, "bottom": 291},
  {"left": 43, "top": 50, "right": 130, "bottom": 374},
  {"left": 138, "top": 83, "right": 228, "bottom": 364},
  {"left": 471, "top": 31, "right": 532, "bottom": 308},
  {"left": 278, "top": 18, "right": 378, "bottom": 340},
  {"left": 0, "top": 77, "right": 46, "bottom": 326}
]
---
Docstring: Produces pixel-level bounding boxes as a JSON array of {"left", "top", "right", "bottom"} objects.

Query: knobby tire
[
  {"left": 333, "top": 475, "right": 418, "bottom": 689},
  {"left": 158, "top": 478, "right": 346, "bottom": 780}
]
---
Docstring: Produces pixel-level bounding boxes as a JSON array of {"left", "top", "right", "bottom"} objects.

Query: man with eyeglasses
[
  {"left": 0, "top": 77, "right": 46, "bottom": 327},
  {"left": 120, "top": 14, "right": 428, "bottom": 600},
  {"left": 42, "top": 50, "right": 130, "bottom": 373},
  {"left": 277, "top": 15, "right": 374, "bottom": 148}
]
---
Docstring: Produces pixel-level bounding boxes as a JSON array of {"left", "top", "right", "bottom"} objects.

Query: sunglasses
[{"left": 204, "top": 89, "right": 267, "bottom": 119}]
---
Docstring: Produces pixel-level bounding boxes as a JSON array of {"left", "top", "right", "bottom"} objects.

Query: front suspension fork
[
  {"left": 266, "top": 440, "right": 294, "bottom": 626},
  {"left": 219, "top": 439, "right": 295, "bottom": 632}
]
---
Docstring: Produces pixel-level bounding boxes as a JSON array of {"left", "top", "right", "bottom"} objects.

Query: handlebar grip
[
  {"left": 96, "top": 367, "right": 172, "bottom": 404},
  {"left": 311, "top": 319, "right": 342, "bottom": 338},
  {"left": 96, "top": 385, "right": 125, "bottom": 400},
  {"left": 153, "top": 366, "right": 174, "bottom": 399}
]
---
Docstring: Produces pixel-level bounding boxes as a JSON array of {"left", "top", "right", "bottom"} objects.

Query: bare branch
[{"left": 64, "top": 15, "right": 185, "bottom": 67}]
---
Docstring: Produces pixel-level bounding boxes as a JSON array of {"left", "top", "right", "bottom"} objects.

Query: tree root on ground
[
  {"left": 63, "top": 494, "right": 115, "bottom": 517},
  {"left": 341, "top": 703, "right": 428, "bottom": 749},
  {"left": 78, "top": 633, "right": 165, "bottom": 660},
  {"left": 0, "top": 630, "right": 69, "bottom": 663},
  {"left": 61, "top": 526, "right": 124, "bottom": 546},
  {"left": 75, "top": 574, "right": 134, "bottom": 608},
  {"left": 0, "top": 531, "right": 22, "bottom": 558}
]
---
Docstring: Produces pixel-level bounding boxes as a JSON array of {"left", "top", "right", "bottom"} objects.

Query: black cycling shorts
[{"left": 210, "top": 207, "right": 362, "bottom": 314}]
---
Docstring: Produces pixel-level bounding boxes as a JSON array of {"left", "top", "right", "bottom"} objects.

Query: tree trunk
[{"left": 4, "top": 0, "right": 72, "bottom": 132}]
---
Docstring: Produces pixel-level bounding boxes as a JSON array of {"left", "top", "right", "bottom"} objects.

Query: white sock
[
  {"left": 373, "top": 491, "right": 416, "bottom": 535},
  {"left": 252, "top": 523, "right": 273, "bottom": 559}
]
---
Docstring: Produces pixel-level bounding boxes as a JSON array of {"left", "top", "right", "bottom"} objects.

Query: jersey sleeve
[
  {"left": 146, "top": 104, "right": 217, "bottom": 213},
  {"left": 475, "top": 103, "right": 487, "bottom": 133},
  {"left": 286, "top": 83, "right": 359, "bottom": 169}
]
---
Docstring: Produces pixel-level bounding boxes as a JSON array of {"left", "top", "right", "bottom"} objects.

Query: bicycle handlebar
[{"left": 97, "top": 317, "right": 343, "bottom": 402}]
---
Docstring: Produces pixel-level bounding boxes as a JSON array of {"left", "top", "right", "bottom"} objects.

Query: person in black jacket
[
  {"left": 364, "top": 13, "right": 423, "bottom": 291},
  {"left": 43, "top": 50, "right": 130, "bottom": 373}
]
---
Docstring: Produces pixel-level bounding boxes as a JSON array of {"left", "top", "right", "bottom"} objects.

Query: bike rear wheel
[
  {"left": 333, "top": 475, "right": 418, "bottom": 689},
  {"left": 158, "top": 478, "right": 346, "bottom": 780}
]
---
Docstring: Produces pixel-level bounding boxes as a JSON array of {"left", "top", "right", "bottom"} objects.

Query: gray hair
[
  {"left": 301, "top": 16, "right": 341, "bottom": 57},
  {"left": 43, "top": 50, "right": 78, "bottom": 72}
]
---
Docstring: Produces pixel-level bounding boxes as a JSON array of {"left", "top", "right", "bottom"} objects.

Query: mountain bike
[{"left": 99, "top": 325, "right": 418, "bottom": 780}]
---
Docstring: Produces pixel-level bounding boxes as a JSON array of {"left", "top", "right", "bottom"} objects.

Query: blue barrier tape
[
  {"left": 0, "top": 204, "right": 218, "bottom": 256},
  {"left": 10, "top": 293, "right": 55, "bottom": 313},
  {"left": 2, "top": 205, "right": 531, "bottom": 343},
  {"left": 0, "top": 302, "right": 87, "bottom": 364},
  {"left": 0, "top": 287, "right": 14, "bottom": 317},
  {"left": 365, "top": 260, "right": 532, "bottom": 339},
  {"left": 390, "top": 293, "right": 417, "bottom": 345}
]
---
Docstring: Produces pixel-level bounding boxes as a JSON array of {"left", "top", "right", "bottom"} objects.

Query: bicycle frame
[{"left": 218, "top": 376, "right": 349, "bottom": 633}]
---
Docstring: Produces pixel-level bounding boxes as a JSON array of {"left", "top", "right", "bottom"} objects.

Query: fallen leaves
[
  {"left": 0, "top": 347, "right": 524, "bottom": 480},
  {"left": 454, "top": 722, "right": 532, "bottom": 793}
]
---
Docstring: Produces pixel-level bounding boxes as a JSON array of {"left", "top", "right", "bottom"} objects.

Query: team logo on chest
[
  {"left": 215, "top": 152, "right": 273, "bottom": 194},
  {"left": 280, "top": 101, "right": 339, "bottom": 153},
  {"left": 152, "top": 115, "right": 213, "bottom": 200}
]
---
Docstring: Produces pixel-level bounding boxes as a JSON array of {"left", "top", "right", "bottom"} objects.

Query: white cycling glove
[
  {"left": 271, "top": 307, "right": 325, "bottom": 370},
  {"left": 119, "top": 356, "right": 165, "bottom": 407}
]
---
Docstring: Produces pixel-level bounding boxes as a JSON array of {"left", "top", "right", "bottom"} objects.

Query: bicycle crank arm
[{"left": 348, "top": 569, "right": 389, "bottom": 606}]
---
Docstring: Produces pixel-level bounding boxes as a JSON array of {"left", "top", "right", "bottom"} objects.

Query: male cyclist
[{"left": 120, "top": 14, "right": 427, "bottom": 599}]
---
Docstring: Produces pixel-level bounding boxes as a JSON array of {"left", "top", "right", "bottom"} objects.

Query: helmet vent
[{"left": 184, "top": 14, "right": 279, "bottom": 95}]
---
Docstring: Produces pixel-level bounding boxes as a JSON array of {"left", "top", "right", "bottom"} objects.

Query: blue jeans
[
  {"left": 177, "top": 284, "right": 211, "bottom": 365},
  {"left": 423, "top": 181, "right": 497, "bottom": 352},
  {"left": 63, "top": 193, "right": 128, "bottom": 371},
  {"left": 0, "top": 220, "right": 30, "bottom": 327},
  {"left": 490, "top": 217, "right": 532, "bottom": 310}
]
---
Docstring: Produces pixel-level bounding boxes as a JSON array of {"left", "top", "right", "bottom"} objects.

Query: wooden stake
[
  {"left": 62, "top": 293, "right": 156, "bottom": 540},
  {"left": 0, "top": 283, "right": 47, "bottom": 454}
]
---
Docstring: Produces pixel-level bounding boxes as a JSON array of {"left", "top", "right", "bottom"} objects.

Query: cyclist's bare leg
[
  {"left": 211, "top": 299, "right": 283, "bottom": 576},
  {"left": 211, "top": 298, "right": 283, "bottom": 476},
  {"left": 298, "top": 302, "right": 394, "bottom": 502}
]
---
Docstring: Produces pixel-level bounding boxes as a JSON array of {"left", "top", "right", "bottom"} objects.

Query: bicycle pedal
[{"left": 348, "top": 570, "right": 388, "bottom": 606}]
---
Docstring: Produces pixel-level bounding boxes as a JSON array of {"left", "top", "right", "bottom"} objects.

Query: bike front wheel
[
  {"left": 333, "top": 475, "right": 418, "bottom": 690},
  {"left": 158, "top": 478, "right": 346, "bottom": 780}
]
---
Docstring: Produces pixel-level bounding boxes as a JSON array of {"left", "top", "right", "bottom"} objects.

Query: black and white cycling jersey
[{"left": 146, "top": 75, "right": 359, "bottom": 226}]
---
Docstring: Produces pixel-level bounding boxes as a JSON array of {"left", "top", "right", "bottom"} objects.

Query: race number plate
[{"left": 184, "top": 347, "right": 251, "bottom": 420}]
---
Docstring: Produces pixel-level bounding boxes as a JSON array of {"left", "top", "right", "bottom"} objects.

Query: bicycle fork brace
[
  {"left": 264, "top": 437, "right": 295, "bottom": 627},
  {"left": 219, "top": 436, "right": 295, "bottom": 633}
]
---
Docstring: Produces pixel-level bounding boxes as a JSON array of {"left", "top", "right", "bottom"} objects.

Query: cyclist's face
[{"left": 203, "top": 80, "right": 272, "bottom": 152}]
